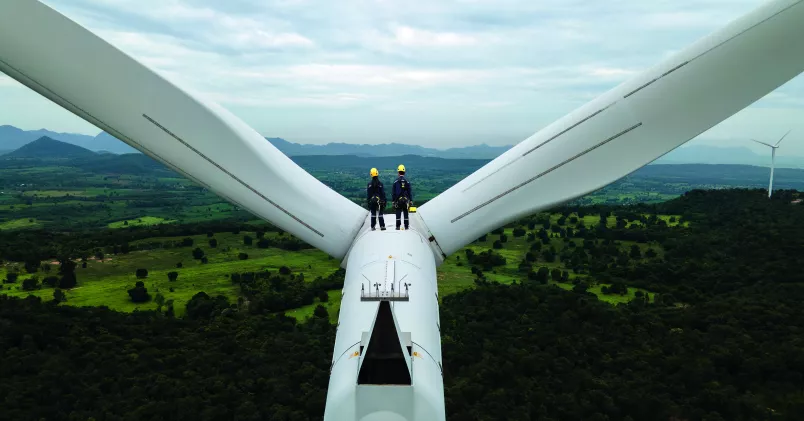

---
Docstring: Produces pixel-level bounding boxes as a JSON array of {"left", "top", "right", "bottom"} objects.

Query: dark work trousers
[
  {"left": 395, "top": 203, "right": 409, "bottom": 229},
  {"left": 369, "top": 203, "right": 385, "bottom": 229}
]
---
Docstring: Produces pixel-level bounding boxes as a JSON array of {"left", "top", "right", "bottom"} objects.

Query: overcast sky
[{"left": 1, "top": 0, "right": 803, "bottom": 153}]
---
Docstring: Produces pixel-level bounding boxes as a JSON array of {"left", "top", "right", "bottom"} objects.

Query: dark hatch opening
[{"left": 357, "top": 301, "right": 412, "bottom": 385}]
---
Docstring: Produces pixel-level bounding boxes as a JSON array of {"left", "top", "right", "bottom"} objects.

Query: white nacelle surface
[
  {"left": 326, "top": 228, "right": 445, "bottom": 421},
  {"left": 418, "top": 0, "right": 804, "bottom": 257},
  {"left": 0, "top": 0, "right": 367, "bottom": 259}
]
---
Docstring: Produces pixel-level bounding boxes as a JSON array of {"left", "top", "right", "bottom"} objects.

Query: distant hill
[
  {"left": 4, "top": 136, "right": 96, "bottom": 159},
  {"left": 267, "top": 137, "right": 511, "bottom": 159},
  {"left": 89, "top": 132, "right": 138, "bottom": 154},
  {"left": 0, "top": 125, "right": 137, "bottom": 154},
  {"left": 657, "top": 144, "right": 804, "bottom": 168},
  {"left": 290, "top": 154, "right": 489, "bottom": 172}
]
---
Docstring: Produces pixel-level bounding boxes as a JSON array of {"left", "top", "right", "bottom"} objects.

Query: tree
[
  {"left": 42, "top": 276, "right": 59, "bottom": 287},
  {"left": 313, "top": 305, "right": 329, "bottom": 319},
  {"left": 127, "top": 281, "right": 150, "bottom": 303},
  {"left": 238, "top": 253, "right": 249, "bottom": 260},
  {"left": 22, "top": 277, "right": 39, "bottom": 291},
  {"left": 58, "top": 259, "right": 77, "bottom": 289},
  {"left": 319, "top": 291, "right": 329, "bottom": 303},
  {"left": 201, "top": 257, "right": 209, "bottom": 264},
  {"left": 572, "top": 281, "right": 589, "bottom": 293},
  {"left": 135, "top": 268, "right": 148, "bottom": 279},
  {"left": 279, "top": 266, "right": 291, "bottom": 275},
  {"left": 185, "top": 292, "right": 229, "bottom": 320},
  {"left": 550, "top": 268, "right": 561, "bottom": 282},
  {"left": 167, "top": 271, "right": 179, "bottom": 282},
  {"left": 645, "top": 248, "right": 657, "bottom": 258},
  {"left": 154, "top": 293, "right": 165, "bottom": 312},
  {"left": 209, "top": 238, "right": 218, "bottom": 248},
  {"left": 629, "top": 245, "right": 642, "bottom": 259},
  {"left": 3, "top": 272, "right": 18, "bottom": 284},
  {"left": 181, "top": 238, "right": 194, "bottom": 247},
  {"left": 192, "top": 247, "right": 205, "bottom": 260},
  {"left": 513, "top": 227, "right": 526, "bottom": 238},
  {"left": 165, "top": 299, "right": 175, "bottom": 317},
  {"left": 499, "top": 234, "right": 508, "bottom": 243},
  {"left": 176, "top": 262, "right": 183, "bottom": 268},
  {"left": 24, "top": 258, "right": 39, "bottom": 274},
  {"left": 207, "top": 231, "right": 214, "bottom": 238},
  {"left": 95, "top": 251, "right": 105, "bottom": 261},
  {"left": 53, "top": 288, "right": 66, "bottom": 303},
  {"left": 492, "top": 240, "right": 503, "bottom": 249},
  {"left": 243, "top": 235, "right": 253, "bottom": 246}
]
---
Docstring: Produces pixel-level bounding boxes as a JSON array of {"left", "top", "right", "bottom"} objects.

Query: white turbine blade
[
  {"left": 0, "top": 0, "right": 367, "bottom": 259},
  {"left": 775, "top": 129, "right": 792, "bottom": 146},
  {"left": 751, "top": 139, "right": 776, "bottom": 148},
  {"left": 418, "top": 0, "right": 804, "bottom": 257}
]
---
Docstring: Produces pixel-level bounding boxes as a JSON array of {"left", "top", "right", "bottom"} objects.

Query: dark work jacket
[
  {"left": 392, "top": 176, "right": 413, "bottom": 203},
  {"left": 367, "top": 178, "right": 386, "bottom": 205}
]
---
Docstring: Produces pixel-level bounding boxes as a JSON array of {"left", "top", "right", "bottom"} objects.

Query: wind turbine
[
  {"left": 3, "top": 0, "right": 804, "bottom": 419},
  {"left": 752, "top": 130, "right": 792, "bottom": 198}
]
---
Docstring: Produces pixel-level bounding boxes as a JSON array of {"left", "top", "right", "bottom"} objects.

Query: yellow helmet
[
  {"left": 370, "top": 168, "right": 379, "bottom": 177},
  {"left": 397, "top": 164, "right": 406, "bottom": 173}
]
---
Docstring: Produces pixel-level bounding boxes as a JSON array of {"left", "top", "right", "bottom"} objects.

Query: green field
[
  {"left": 285, "top": 290, "right": 342, "bottom": 322},
  {"left": 108, "top": 216, "right": 177, "bottom": 228},
  {"left": 0, "top": 211, "right": 666, "bottom": 320},
  {"left": 0, "top": 231, "right": 341, "bottom": 316}
]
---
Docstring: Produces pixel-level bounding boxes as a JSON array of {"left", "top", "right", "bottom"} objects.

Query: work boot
[
  {"left": 371, "top": 227, "right": 376, "bottom": 231},
  {"left": 381, "top": 227, "right": 386, "bottom": 231}
]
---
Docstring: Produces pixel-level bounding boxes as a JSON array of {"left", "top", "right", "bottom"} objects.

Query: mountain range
[
  {"left": 0, "top": 125, "right": 137, "bottom": 154},
  {"left": 3, "top": 124, "right": 804, "bottom": 166},
  {"left": 265, "top": 137, "right": 511, "bottom": 159},
  {"left": 5, "top": 136, "right": 97, "bottom": 159},
  {"left": 4, "top": 137, "right": 804, "bottom": 192}
]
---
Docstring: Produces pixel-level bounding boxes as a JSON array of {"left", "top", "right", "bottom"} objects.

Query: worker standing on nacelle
[
  {"left": 367, "top": 168, "right": 387, "bottom": 231},
  {"left": 392, "top": 164, "right": 413, "bottom": 230}
]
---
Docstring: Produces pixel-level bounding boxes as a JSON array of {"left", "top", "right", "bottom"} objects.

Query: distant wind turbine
[{"left": 751, "top": 130, "right": 792, "bottom": 198}]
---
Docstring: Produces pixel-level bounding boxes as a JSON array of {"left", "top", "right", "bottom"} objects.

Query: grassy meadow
[{"left": 1, "top": 211, "right": 669, "bottom": 319}]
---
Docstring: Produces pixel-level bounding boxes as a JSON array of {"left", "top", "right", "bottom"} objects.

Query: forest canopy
[{"left": 1, "top": 189, "right": 804, "bottom": 420}]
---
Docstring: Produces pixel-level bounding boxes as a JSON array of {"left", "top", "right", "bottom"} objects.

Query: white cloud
[
  {"left": 391, "top": 25, "right": 480, "bottom": 47},
  {"left": 3, "top": 0, "right": 800, "bottom": 149},
  {"left": 641, "top": 12, "right": 720, "bottom": 29},
  {"left": 588, "top": 67, "right": 639, "bottom": 78}
]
